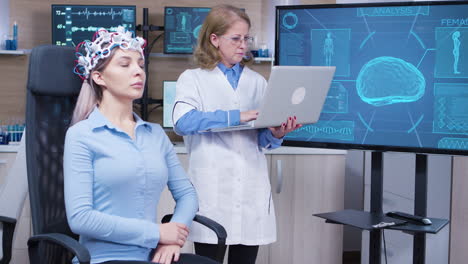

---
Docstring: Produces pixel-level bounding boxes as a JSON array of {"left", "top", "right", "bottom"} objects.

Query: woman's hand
[
  {"left": 240, "top": 110, "right": 259, "bottom": 123},
  {"left": 152, "top": 244, "right": 181, "bottom": 264},
  {"left": 159, "top": 222, "right": 189, "bottom": 247},
  {"left": 269, "top": 116, "right": 302, "bottom": 139}
]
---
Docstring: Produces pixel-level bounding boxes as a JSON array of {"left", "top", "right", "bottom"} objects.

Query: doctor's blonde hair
[{"left": 194, "top": 4, "right": 253, "bottom": 69}]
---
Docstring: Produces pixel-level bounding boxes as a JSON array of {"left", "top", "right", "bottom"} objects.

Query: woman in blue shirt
[{"left": 64, "top": 27, "right": 198, "bottom": 264}]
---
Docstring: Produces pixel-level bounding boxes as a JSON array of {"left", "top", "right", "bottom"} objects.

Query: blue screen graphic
[
  {"left": 163, "top": 81, "right": 177, "bottom": 128},
  {"left": 164, "top": 7, "right": 211, "bottom": 54},
  {"left": 52, "top": 5, "right": 136, "bottom": 47},
  {"left": 277, "top": 1, "right": 468, "bottom": 154}
]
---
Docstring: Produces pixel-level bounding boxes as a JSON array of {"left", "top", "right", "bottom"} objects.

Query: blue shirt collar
[
  {"left": 87, "top": 106, "right": 151, "bottom": 132},
  {"left": 217, "top": 62, "right": 241, "bottom": 76}
]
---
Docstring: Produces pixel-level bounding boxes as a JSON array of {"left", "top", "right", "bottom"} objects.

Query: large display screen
[
  {"left": 52, "top": 5, "right": 136, "bottom": 47},
  {"left": 276, "top": 1, "right": 468, "bottom": 155},
  {"left": 164, "top": 7, "right": 211, "bottom": 54}
]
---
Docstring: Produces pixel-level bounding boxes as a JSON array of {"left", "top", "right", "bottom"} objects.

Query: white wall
[
  {"left": 343, "top": 151, "right": 364, "bottom": 252},
  {"left": 0, "top": 0, "right": 10, "bottom": 253},
  {"left": 0, "top": 0, "right": 9, "bottom": 50},
  {"left": 264, "top": 0, "right": 300, "bottom": 57}
]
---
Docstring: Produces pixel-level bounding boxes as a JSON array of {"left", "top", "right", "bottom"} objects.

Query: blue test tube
[{"left": 12, "top": 21, "right": 18, "bottom": 50}]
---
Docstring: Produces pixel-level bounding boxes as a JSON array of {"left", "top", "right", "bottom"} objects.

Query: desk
[
  {"left": 0, "top": 143, "right": 30, "bottom": 264},
  {"left": 0, "top": 145, "right": 19, "bottom": 185}
]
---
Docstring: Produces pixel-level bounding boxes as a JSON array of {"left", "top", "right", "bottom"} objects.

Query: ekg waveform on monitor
[{"left": 52, "top": 5, "right": 136, "bottom": 47}]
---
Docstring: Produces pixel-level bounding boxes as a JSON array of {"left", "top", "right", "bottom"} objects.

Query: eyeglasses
[{"left": 221, "top": 35, "right": 254, "bottom": 46}]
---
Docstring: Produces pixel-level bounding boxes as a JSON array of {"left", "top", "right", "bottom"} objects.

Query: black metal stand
[
  {"left": 413, "top": 154, "right": 428, "bottom": 264},
  {"left": 369, "top": 151, "right": 383, "bottom": 264},
  {"left": 315, "top": 152, "right": 449, "bottom": 264},
  {"left": 368, "top": 152, "right": 429, "bottom": 264},
  {"left": 135, "top": 8, "right": 164, "bottom": 120}
]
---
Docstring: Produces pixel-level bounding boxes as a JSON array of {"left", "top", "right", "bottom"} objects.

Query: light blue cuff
[
  {"left": 228, "top": 110, "right": 240, "bottom": 126},
  {"left": 265, "top": 129, "right": 283, "bottom": 149},
  {"left": 144, "top": 222, "right": 160, "bottom": 248},
  {"left": 175, "top": 109, "right": 237, "bottom": 136},
  {"left": 258, "top": 129, "right": 283, "bottom": 149}
]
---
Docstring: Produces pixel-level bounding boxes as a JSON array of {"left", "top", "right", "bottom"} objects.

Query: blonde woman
[
  {"left": 64, "top": 27, "right": 200, "bottom": 264},
  {"left": 173, "top": 5, "right": 301, "bottom": 264}
]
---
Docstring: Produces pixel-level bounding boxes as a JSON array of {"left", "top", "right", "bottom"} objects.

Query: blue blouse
[{"left": 64, "top": 107, "right": 198, "bottom": 264}]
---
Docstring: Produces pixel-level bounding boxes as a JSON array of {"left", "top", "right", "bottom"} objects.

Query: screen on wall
[
  {"left": 276, "top": 1, "right": 468, "bottom": 155},
  {"left": 164, "top": 7, "right": 211, "bottom": 54},
  {"left": 52, "top": 5, "right": 136, "bottom": 47}
]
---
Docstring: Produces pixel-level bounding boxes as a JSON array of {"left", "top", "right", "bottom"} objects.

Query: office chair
[
  {"left": 25, "top": 45, "right": 226, "bottom": 264},
  {"left": 0, "top": 134, "right": 28, "bottom": 264}
]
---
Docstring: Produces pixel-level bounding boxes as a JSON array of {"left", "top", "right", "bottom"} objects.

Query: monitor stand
[{"left": 315, "top": 151, "right": 449, "bottom": 264}]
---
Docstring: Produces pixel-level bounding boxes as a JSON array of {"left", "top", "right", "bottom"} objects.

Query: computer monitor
[
  {"left": 276, "top": 1, "right": 468, "bottom": 155},
  {"left": 163, "top": 81, "right": 177, "bottom": 128},
  {"left": 164, "top": 7, "right": 211, "bottom": 54},
  {"left": 52, "top": 5, "right": 136, "bottom": 46}
]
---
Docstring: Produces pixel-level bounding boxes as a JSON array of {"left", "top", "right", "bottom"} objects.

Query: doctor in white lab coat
[{"left": 172, "top": 5, "right": 301, "bottom": 264}]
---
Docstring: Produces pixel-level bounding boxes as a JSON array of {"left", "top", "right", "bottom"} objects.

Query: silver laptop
[{"left": 203, "top": 66, "right": 336, "bottom": 132}]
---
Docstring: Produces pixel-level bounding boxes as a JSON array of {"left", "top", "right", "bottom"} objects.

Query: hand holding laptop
[
  {"left": 241, "top": 110, "right": 302, "bottom": 138},
  {"left": 240, "top": 110, "right": 259, "bottom": 122},
  {"left": 268, "top": 115, "right": 302, "bottom": 139}
]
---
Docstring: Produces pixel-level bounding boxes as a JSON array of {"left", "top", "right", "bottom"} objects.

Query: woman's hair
[
  {"left": 193, "top": 4, "right": 253, "bottom": 69},
  {"left": 70, "top": 49, "right": 116, "bottom": 126}
]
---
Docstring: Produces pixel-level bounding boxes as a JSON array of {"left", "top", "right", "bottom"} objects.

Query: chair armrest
[
  {"left": 0, "top": 216, "right": 16, "bottom": 264},
  {"left": 0, "top": 216, "right": 16, "bottom": 224},
  {"left": 193, "top": 215, "right": 227, "bottom": 245},
  {"left": 28, "top": 233, "right": 90, "bottom": 264},
  {"left": 162, "top": 214, "right": 227, "bottom": 246}
]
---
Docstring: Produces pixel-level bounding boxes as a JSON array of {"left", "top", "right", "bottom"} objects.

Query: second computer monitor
[
  {"left": 164, "top": 7, "right": 211, "bottom": 54},
  {"left": 163, "top": 81, "right": 177, "bottom": 128}
]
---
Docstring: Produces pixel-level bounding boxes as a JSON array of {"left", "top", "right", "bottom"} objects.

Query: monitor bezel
[
  {"left": 51, "top": 4, "right": 137, "bottom": 46},
  {"left": 275, "top": 0, "right": 468, "bottom": 156}
]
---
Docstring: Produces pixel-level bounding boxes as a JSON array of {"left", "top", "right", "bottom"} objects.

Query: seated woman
[{"left": 64, "top": 27, "right": 198, "bottom": 264}]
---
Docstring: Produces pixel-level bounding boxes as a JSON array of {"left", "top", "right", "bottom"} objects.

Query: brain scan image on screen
[
  {"left": 277, "top": 2, "right": 468, "bottom": 153},
  {"left": 356, "top": 56, "right": 425, "bottom": 107}
]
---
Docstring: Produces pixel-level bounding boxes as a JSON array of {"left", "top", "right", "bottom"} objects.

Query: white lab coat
[{"left": 173, "top": 66, "right": 276, "bottom": 245}]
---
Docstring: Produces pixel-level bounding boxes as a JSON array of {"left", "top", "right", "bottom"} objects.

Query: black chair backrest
[{"left": 26, "top": 45, "right": 82, "bottom": 263}]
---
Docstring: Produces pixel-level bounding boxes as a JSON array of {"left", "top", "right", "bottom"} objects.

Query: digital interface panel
[
  {"left": 164, "top": 7, "right": 211, "bottom": 54},
  {"left": 52, "top": 5, "right": 136, "bottom": 47},
  {"left": 163, "top": 81, "right": 177, "bottom": 128},
  {"left": 276, "top": 1, "right": 468, "bottom": 154}
]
